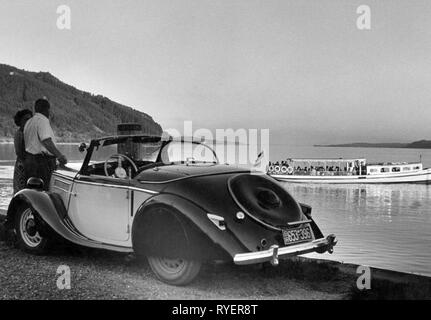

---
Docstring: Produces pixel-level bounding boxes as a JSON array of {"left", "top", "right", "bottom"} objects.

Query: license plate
[{"left": 282, "top": 225, "right": 313, "bottom": 245}]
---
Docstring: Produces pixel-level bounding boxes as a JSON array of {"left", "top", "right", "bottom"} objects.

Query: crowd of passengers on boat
[
  {"left": 267, "top": 161, "right": 363, "bottom": 176},
  {"left": 267, "top": 159, "right": 423, "bottom": 176}
]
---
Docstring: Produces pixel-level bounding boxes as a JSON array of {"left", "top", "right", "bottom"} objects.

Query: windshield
[
  {"left": 90, "top": 139, "right": 163, "bottom": 163},
  {"left": 159, "top": 141, "right": 218, "bottom": 164},
  {"left": 89, "top": 138, "right": 217, "bottom": 165},
  {"left": 83, "top": 137, "right": 218, "bottom": 177}
]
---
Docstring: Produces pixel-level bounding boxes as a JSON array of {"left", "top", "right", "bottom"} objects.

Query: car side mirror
[{"left": 78, "top": 142, "right": 87, "bottom": 153}]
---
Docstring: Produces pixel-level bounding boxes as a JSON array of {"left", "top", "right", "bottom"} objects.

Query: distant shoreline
[
  {"left": 315, "top": 144, "right": 407, "bottom": 148},
  {"left": 315, "top": 140, "right": 431, "bottom": 149}
]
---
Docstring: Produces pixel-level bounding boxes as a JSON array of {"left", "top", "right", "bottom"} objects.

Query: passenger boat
[{"left": 268, "top": 158, "right": 431, "bottom": 184}]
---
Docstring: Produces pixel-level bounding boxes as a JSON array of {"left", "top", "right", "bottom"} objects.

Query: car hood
[{"left": 136, "top": 163, "right": 251, "bottom": 183}]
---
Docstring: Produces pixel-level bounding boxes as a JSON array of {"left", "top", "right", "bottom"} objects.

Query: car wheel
[
  {"left": 14, "top": 204, "right": 50, "bottom": 254},
  {"left": 147, "top": 256, "right": 201, "bottom": 286}
]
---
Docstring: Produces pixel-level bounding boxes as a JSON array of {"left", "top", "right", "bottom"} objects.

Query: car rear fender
[{"left": 133, "top": 194, "right": 248, "bottom": 260}]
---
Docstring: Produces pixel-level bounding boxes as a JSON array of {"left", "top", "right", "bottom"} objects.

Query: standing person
[
  {"left": 23, "top": 99, "right": 68, "bottom": 191},
  {"left": 12, "top": 109, "right": 33, "bottom": 194}
]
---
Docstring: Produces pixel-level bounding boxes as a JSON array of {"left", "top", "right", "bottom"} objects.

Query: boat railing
[
  {"left": 267, "top": 167, "right": 359, "bottom": 176},
  {"left": 293, "top": 171, "right": 354, "bottom": 176}
]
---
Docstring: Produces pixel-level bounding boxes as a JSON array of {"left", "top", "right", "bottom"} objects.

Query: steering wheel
[{"left": 104, "top": 154, "right": 138, "bottom": 179}]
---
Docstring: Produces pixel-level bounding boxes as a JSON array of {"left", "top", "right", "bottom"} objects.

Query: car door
[{"left": 67, "top": 174, "right": 131, "bottom": 244}]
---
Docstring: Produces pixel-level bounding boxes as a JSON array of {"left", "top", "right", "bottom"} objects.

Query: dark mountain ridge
[{"left": 0, "top": 64, "right": 162, "bottom": 142}]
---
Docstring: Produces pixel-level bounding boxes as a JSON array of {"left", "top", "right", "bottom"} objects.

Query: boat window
[
  {"left": 380, "top": 167, "right": 390, "bottom": 173},
  {"left": 391, "top": 167, "right": 401, "bottom": 172},
  {"left": 402, "top": 167, "right": 411, "bottom": 171},
  {"left": 369, "top": 169, "right": 378, "bottom": 173},
  {"left": 413, "top": 166, "right": 421, "bottom": 170}
]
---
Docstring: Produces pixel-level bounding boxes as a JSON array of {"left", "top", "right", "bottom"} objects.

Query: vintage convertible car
[{"left": 5, "top": 135, "right": 337, "bottom": 285}]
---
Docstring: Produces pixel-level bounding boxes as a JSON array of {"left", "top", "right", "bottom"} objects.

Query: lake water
[{"left": 1, "top": 143, "right": 430, "bottom": 276}]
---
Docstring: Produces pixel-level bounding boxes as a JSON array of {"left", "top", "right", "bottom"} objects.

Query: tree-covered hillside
[{"left": 0, "top": 64, "right": 162, "bottom": 142}]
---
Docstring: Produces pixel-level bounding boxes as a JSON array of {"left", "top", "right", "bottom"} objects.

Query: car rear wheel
[
  {"left": 14, "top": 204, "right": 50, "bottom": 254},
  {"left": 147, "top": 256, "right": 201, "bottom": 286},
  {"left": 133, "top": 206, "right": 203, "bottom": 285}
]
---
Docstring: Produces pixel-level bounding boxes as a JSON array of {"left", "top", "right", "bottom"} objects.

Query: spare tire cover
[{"left": 229, "top": 174, "right": 302, "bottom": 227}]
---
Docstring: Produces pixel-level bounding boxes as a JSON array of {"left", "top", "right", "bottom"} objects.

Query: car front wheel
[
  {"left": 147, "top": 256, "right": 201, "bottom": 286},
  {"left": 14, "top": 204, "right": 50, "bottom": 254}
]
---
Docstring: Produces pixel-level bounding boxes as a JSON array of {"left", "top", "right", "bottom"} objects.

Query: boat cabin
[{"left": 366, "top": 163, "right": 423, "bottom": 175}]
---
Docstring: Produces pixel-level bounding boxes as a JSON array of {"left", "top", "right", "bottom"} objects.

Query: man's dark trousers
[{"left": 24, "top": 153, "right": 56, "bottom": 191}]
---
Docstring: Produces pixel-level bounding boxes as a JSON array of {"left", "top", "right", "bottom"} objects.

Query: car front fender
[{"left": 5, "top": 189, "right": 61, "bottom": 230}]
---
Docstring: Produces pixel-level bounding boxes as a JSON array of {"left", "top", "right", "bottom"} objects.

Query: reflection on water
[
  {"left": 282, "top": 182, "right": 431, "bottom": 276},
  {"left": 0, "top": 181, "right": 12, "bottom": 210},
  {"left": 0, "top": 165, "right": 13, "bottom": 211}
]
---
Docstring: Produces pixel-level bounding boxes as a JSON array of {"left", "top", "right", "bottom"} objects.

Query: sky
[{"left": 0, "top": 0, "right": 430, "bottom": 145}]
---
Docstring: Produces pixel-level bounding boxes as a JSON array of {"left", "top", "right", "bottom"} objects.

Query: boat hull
[{"left": 270, "top": 169, "right": 431, "bottom": 184}]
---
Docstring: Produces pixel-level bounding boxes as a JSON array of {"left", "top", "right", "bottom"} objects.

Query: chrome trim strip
[
  {"left": 62, "top": 219, "right": 88, "bottom": 240},
  {"left": 52, "top": 185, "right": 77, "bottom": 197},
  {"left": 53, "top": 178, "right": 72, "bottom": 189},
  {"left": 130, "top": 186, "right": 158, "bottom": 194},
  {"left": 53, "top": 177, "right": 73, "bottom": 185},
  {"left": 52, "top": 173, "right": 75, "bottom": 182},
  {"left": 287, "top": 220, "right": 312, "bottom": 226},
  {"left": 233, "top": 234, "right": 337, "bottom": 265},
  {"left": 73, "top": 179, "right": 158, "bottom": 195}
]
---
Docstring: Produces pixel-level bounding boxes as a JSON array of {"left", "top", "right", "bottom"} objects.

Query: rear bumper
[{"left": 233, "top": 234, "right": 337, "bottom": 266}]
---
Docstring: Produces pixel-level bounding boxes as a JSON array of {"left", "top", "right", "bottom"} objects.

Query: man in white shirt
[{"left": 23, "top": 99, "right": 67, "bottom": 190}]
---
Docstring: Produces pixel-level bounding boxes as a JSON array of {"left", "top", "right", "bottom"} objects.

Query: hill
[
  {"left": 406, "top": 140, "right": 431, "bottom": 148},
  {"left": 315, "top": 140, "right": 431, "bottom": 149},
  {"left": 0, "top": 64, "right": 162, "bottom": 142}
]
